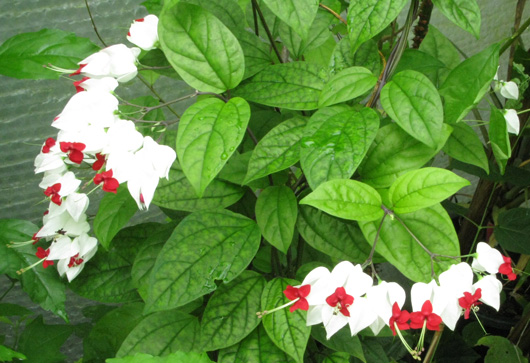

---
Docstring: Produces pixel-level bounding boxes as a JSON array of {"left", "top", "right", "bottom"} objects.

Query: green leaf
[
  {"left": 218, "top": 325, "right": 294, "bottom": 363},
  {"left": 244, "top": 116, "right": 307, "bottom": 184},
  {"left": 319, "top": 67, "right": 377, "bottom": 107},
  {"left": 261, "top": 278, "right": 311, "bottom": 363},
  {"left": 347, "top": 0, "right": 408, "bottom": 54},
  {"left": 159, "top": 2, "right": 245, "bottom": 93},
  {"left": 201, "top": 270, "right": 266, "bottom": 350},
  {"left": 153, "top": 163, "right": 244, "bottom": 212},
  {"left": 93, "top": 186, "right": 138, "bottom": 250},
  {"left": 440, "top": 44, "right": 500, "bottom": 124},
  {"left": 380, "top": 70, "right": 444, "bottom": 149},
  {"left": 17, "top": 315, "right": 73, "bottom": 363},
  {"left": 388, "top": 168, "right": 470, "bottom": 214},
  {"left": 0, "top": 29, "right": 99, "bottom": 79},
  {"left": 392, "top": 49, "right": 447, "bottom": 84},
  {"left": 84, "top": 303, "right": 145, "bottom": 362},
  {"left": 359, "top": 203, "right": 460, "bottom": 282},
  {"left": 70, "top": 223, "right": 161, "bottom": 303},
  {"left": 280, "top": 10, "right": 335, "bottom": 60},
  {"left": 300, "top": 179, "right": 383, "bottom": 221},
  {"left": 0, "top": 221, "right": 67, "bottom": 321},
  {"left": 495, "top": 208, "right": 530, "bottom": 254},
  {"left": 146, "top": 209, "right": 261, "bottom": 312},
  {"left": 0, "top": 219, "right": 37, "bottom": 275},
  {"left": 323, "top": 352, "right": 351, "bottom": 363},
  {"left": 108, "top": 351, "right": 213, "bottom": 363},
  {"left": 131, "top": 223, "right": 178, "bottom": 300},
  {"left": 233, "top": 62, "right": 328, "bottom": 110},
  {"left": 419, "top": 25, "right": 461, "bottom": 86},
  {"left": 256, "top": 186, "right": 298, "bottom": 254},
  {"left": 358, "top": 123, "right": 452, "bottom": 188},
  {"left": 432, "top": 0, "right": 481, "bottom": 39},
  {"left": 297, "top": 205, "right": 375, "bottom": 263},
  {"left": 0, "top": 303, "right": 33, "bottom": 317},
  {"left": 262, "top": 0, "right": 320, "bottom": 40},
  {"left": 301, "top": 108, "right": 379, "bottom": 189},
  {"left": 177, "top": 97, "right": 251, "bottom": 196},
  {"left": 117, "top": 310, "right": 201, "bottom": 357},
  {"left": 330, "top": 38, "right": 381, "bottom": 76},
  {"left": 0, "top": 345, "right": 26, "bottom": 362},
  {"left": 181, "top": 0, "right": 246, "bottom": 33},
  {"left": 312, "top": 326, "right": 365, "bottom": 362},
  {"left": 238, "top": 30, "right": 277, "bottom": 80},
  {"left": 489, "top": 106, "right": 511, "bottom": 175},
  {"left": 477, "top": 336, "right": 527, "bottom": 363},
  {"left": 443, "top": 122, "right": 489, "bottom": 174}
]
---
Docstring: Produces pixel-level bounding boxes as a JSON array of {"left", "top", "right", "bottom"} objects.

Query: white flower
[
  {"left": 36, "top": 206, "right": 90, "bottom": 239},
  {"left": 140, "top": 136, "right": 177, "bottom": 179},
  {"left": 500, "top": 81, "right": 519, "bottom": 100},
  {"left": 306, "top": 261, "right": 376, "bottom": 338},
  {"left": 127, "top": 15, "right": 159, "bottom": 51},
  {"left": 74, "top": 44, "right": 141, "bottom": 82},
  {"left": 367, "top": 281, "right": 406, "bottom": 335},
  {"left": 472, "top": 242, "right": 505, "bottom": 274},
  {"left": 503, "top": 109, "right": 520, "bottom": 135},
  {"left": 52, "top": 90, "right": 119, "bottom": 131},
  {"left": 437, "top": 262, "right": 502, "bottom": 330},
  {"left": 47, "top": 233, "right": 98, "bottom": 281},
  {"left": 74, "top": 76, "right": 119, "bottom": 93}
]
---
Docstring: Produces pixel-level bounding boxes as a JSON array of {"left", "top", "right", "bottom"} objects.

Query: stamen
[
  {"left": 16, "top": 258, "right": 46, "bottom": 275},
  {"left": 45, "top": 64, "right": 77, "bottom": 74},
  {"left": 256, "top": 298, "right": 298, "bottom": 318}
]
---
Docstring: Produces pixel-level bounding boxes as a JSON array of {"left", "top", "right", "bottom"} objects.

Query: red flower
[
  {"left": 93, "top": 169, "right": 119, "bottom": 193},
  {"left": 42, "top": 138, "right": 56, "bottom": 153},
  {"left": 410, "top": 300, "right": 442, "bottom": 331},
  {"left": 498, "top": 256, "right": 516, "bottom": 281},
  {"left": 458, "top": 288, "right": 482, "bottom": 319},
  {"left": 73, "top": 76, "right": 90, "bottom": 93},
  {"left": 389, "top": 302, "right": 410, "bottom": 336},
  {"left": 68, "top": 253, "right": 84, "bottom": 268},
  {"left": 70, "top": 63, "right": 87, "bottom": 77},
  {"left": 35, "top": 247, "right": 54, "bottom": 268},
  {"left": 284, "top": 285, "right": 311, "bottom": 312},
  {"left": 326, "top": 287, "right": 354, "bottom": 317},
  {"left": 44, "top": 183, "right": 62, "bottom": 205},
  {"left": 92, "top": 153, "right": 106, "bottom": 171},
  {"left": 60, "top": 142, "right": 86, "bottom": 164}
]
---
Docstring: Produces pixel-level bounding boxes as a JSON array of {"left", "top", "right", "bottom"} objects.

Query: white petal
[
  {"left": 306, "top": 305, "right": 324, "bottom": 326},
  {"left": 474, "top": 275, "right": 502, "bottom": 311},
  {"left": 348, "top": 297, "right": 377, "bottom": 336},
  {"left": 439, "top": 262, "right": 473, "bottom": 297},
  {"left": 500, "top": 81, "right": 519, "bottom": 100},
  {"left": 47, "top": 236, "right": 74, "bottom": 260},
  {"left": 64, "top": 193, "right": 89, "bottom": 222},
  {"left": 472, "top": 242, "right": 504, "bottom": 274},
  {"left": 343, "top": 264, "right": 373, "bottom": 297},
  {"left": 411, "top": 280, "right": 437, "bottom": 312},
  {"left": 503, "top": 109, "right": 520, "bottom": 135},
  {"left": 322, "top": 306, "right": 349, "bottom": 339}
]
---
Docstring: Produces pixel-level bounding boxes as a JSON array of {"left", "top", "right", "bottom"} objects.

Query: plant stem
[
  {"left": 424, "top": 324, "right": 444, "bottom": 363},
  {"left": 0, "top": 278, "right": 16, "bottom": 301},
  {"left": 500, "top": 15, "right": 530, "bottom": 55},
  {"left": 319, "top": 3, "right": 346, "bottom": 25},
  {"left": 251, "top": 0, "right": 283, "bottom": 63},
  {"left": 84, "top": 0, "right": 107, "bottom": 47},
  {"left": 137, "top": 75, "right": 181, "bottom": 118},
  {"left": 362, "top": 210, "right": 388, "bottom": 270},
  {"left": 367, "top": 0, "right": 419, "bottom": 107}
]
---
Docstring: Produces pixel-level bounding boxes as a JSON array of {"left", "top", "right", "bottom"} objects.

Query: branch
[
  {"left": 84, "top": 0, "right": 107, "bottom": 47},
  {"left": 251, "top": 0, "right": 284, "bottom": 63}
]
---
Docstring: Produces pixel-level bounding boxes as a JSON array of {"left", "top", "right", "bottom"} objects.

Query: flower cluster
[
  {"left": 494, "top": 70, "right": 520, "bottom": 135},
  {"left": 261, "top": 243, "right": 514, "bottom": 360},
  {"left": 14, "top": 15, "right": 175, "bottom": 281}
]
